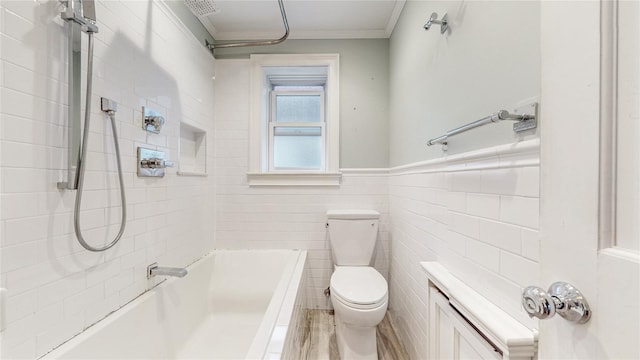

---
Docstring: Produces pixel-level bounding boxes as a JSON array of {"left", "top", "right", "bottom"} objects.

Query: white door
[{"left": 539, "top": 1, "right": 640, "bottom": 359}]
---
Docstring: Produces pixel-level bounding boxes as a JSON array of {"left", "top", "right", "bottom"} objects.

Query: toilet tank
[{"left": 327, "top": 210, "right": 380, "bottom": 266}]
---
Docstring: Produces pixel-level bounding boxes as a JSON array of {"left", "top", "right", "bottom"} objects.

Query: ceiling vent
[{"left": 184, "top": 0, "right": 220, "bottom": 16}]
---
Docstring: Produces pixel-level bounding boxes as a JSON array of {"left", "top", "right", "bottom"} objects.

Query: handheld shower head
[
  {"left": 184, "top": 0, "right": 220, "bottom": 16},
  {"left": 81, "top": 0, "right": 96, "bottom": 22},
  {"left": 61, "top": 0, "right": 98, "bottom": 33}
]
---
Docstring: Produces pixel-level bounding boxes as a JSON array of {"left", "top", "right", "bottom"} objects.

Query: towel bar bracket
[{"left": 511, "top": 102, "right": 538, "bottom": 133}]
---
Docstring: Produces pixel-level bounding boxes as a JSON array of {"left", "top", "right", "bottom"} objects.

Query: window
[
  {"left": 248, "top": 54, "right": 341, "bottom": 186},
  {"left": 270, "top": 89, "right": 324, "bottom": 170}
]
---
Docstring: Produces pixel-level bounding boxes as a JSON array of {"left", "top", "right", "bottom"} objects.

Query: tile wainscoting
[
  {"left": 387, "top": 140, "right": 540, "bottom": 359},
  {"left": 0, "top": 1, "right": 216, "bottom": 358},
  {"left": 213, "top": 60, "right": 390, "bottom": 310}
]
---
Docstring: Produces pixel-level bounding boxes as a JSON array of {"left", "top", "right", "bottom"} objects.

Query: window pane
[
  {"left": 273, "top": 127, "right": 322, "bottom": 169},
  {"left": 275, "top": 94, "right": 321, "bottom": 122}
]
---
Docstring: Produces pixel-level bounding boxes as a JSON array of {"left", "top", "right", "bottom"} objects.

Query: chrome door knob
[
  {"left": 522, "top": 286, "right": 556, "bottom": 320},
  {"left": 522, "top": 282, "right": 591, "bottom": 324},
  {"left": 547, "top": 282, "right": 591, "bottom": 323}
]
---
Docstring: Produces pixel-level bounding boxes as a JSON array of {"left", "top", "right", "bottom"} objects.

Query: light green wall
[
  {"left": 215, "top": 39, "right": 390, "bottom": 169},
  {"left": 389, "top": 1, "right": 540, "bottom": 166},
  {"left": 163, "top": 1, "right": 540, "bottom": 168},
  {"left": 163, "top": 3, "right": 390, "bottom": 168}
]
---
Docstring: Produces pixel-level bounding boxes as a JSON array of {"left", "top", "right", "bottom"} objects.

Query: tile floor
[{"left": 299, "top": 310, "right": 409, "bottom": 359}]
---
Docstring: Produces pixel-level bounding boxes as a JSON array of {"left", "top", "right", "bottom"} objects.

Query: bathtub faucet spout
[{"left": 147, "top": 263, "right": 188, "bottom": 279}]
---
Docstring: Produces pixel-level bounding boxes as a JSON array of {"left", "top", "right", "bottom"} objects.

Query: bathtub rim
[
  {"left": 246, "top": 249, "right": 307, "bottom": 359},
  {"left": 38, "top": 249, "right": 307, "bottom": 360}
]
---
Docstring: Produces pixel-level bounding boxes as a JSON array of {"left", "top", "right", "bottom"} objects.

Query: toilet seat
[{"left": 330, "top": 267, "right": 387, "bottom": 309}]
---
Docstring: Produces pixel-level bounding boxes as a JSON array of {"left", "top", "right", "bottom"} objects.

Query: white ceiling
[{"left": 196, "top": 0, "right": 406, "bottom": 40}]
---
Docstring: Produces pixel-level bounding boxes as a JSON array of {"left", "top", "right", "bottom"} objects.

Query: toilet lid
[{"left": 330, "top": 267, "right": 387, "bottom": 305}]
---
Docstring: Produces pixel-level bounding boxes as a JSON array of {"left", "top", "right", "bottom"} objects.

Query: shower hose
[{"left": 74, "top": 32, "right": 127, "bottom": 252}]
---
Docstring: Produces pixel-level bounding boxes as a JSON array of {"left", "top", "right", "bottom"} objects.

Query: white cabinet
[
  {"left": 422, "top": 262, "right": 537, "bottom": 360},
  {"left": 430, "top": 288, "right": 501, "bottom": 360}
]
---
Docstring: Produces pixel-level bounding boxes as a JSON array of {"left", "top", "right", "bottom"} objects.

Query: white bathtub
[{"left": 41, "top": 250, "right": 307, "bottom": 360}]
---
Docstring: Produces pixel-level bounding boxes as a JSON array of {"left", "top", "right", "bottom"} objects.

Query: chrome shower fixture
[
  {"left": 59, "top": 1, "right": 128, "bottom": 253},
  {"left": 184, "top": 0, "right": 220, "bottom": 16},
  {"left": 60, "top": 0, "right": 99, "bottom": 33},
  {"left": 424, "top": 12, "right": 448, "bottom": 34}
]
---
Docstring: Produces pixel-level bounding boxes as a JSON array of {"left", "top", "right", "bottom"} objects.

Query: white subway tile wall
[
  {"left": 0, "top": 3, "right": 542, "bottom": 359},
  {"left": 213, "top": 60, "right": 390, "bottom": 309},
  {"left": 0, "top": 1, "right": 215, "bottom": 358},
  {"left": 215, "top": 176, "right": 390, "bottom": 310},
  {"left": 213, "top": 59, "right": 540, "bottom": 360},
  {"left": 388, "top": 162, "right": 540, "bottom": 359}
]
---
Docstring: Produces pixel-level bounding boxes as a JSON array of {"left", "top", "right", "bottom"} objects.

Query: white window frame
[
  {"left": 248, "top": 54, "right": 341, "bottom": 186},
  {"left": 268, "top": 90, "right": 325, "bottom": 171}
]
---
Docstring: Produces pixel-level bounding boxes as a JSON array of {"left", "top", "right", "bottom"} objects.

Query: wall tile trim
[
  {"left": 390, "top": 139, "right": 540, "bottom": 175},
  {"left": 339, "top": 168, "right": 390, "bottom": 175},
  {"left": 387, "top": 139, "right": 540, "bottom": 359}
]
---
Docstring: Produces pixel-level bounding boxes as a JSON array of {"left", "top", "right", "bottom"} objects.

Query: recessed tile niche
[{"left": 178, "top": 122, "right": 207, "bottom": 176}]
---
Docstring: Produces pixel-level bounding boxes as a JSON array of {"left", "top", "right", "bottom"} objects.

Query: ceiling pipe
[{"left": 206, "top": 0, "right": 289, "bottom": 51}]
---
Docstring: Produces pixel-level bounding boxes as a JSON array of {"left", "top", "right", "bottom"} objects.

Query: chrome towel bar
[{"left": 426, "top": 104, "right": 537, "bottom": 147}]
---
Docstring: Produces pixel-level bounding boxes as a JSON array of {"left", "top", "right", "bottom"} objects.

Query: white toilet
[{"left": 327, "top": 210, "right": 388, "bottom": 360}]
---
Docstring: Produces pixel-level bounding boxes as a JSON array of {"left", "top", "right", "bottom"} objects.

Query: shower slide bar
[{"left": 426, "top": 105, "right": 537, "bottom": 147}]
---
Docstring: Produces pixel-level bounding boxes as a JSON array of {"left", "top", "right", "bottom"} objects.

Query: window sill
[{"left": 247, "top": 172, "right": 342, "bottom": 186}]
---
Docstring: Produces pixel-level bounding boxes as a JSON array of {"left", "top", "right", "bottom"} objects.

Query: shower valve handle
[
  {"left": 143, "top": 115, "right": 165, "bottom": 133},
  {"left": 141, "top": 158, "right": 174, "bottom": 169}
]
